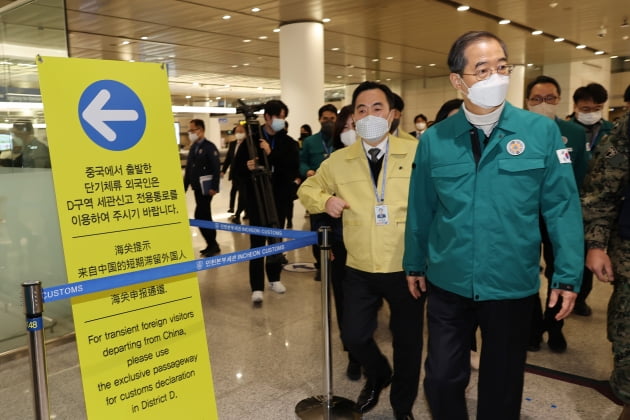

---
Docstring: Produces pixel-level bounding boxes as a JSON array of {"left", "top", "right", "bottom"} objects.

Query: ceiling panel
[{"left": 4, "top": 0, "right": 628, "bottom": 106}]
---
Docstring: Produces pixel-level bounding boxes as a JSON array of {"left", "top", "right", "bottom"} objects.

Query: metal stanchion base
[{"left": 295, "top": 395, "right": 361, "bottom": 419}]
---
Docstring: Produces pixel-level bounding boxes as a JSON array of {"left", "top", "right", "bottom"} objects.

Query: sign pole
[{"left": 23, "top": 281, "right": 50, "bottom": 420}]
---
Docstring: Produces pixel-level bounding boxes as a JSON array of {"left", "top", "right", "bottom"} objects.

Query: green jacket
[
  {"left": 403, "top": 102, "right": 584, "bottom": 300},
  {"left": 299, "top": 132, "right": 333, "bottom": 177},
  {"left": 555, "top": 117, "right": 588, "bottom": 189}
]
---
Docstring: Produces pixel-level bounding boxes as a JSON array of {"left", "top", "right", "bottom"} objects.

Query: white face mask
[
  {"left": 270, "top": 117, "right": 285, "bottom": 132},
  {"left": 189, "top": 132, "right": 199, "bottom": 142},
  {"left": 529, "top": 103, "right": 558, "bottom": 120},
  {"left": 235, "top": 132, "right": 246, "bottom": 140},
  {"left": 415, "top": 122, "right": 427, "bottom": 131},
  {"left": 355, "top": 115, "right": 390, "bottom": 142},
  {"left": 576, "top": 111, "right": 602, "bottom": 126},
  {"left": 461, "top": 73, "right": 510, "bottom": 109},
  {"left": 340, "top": 129, "right": 357, "bottom": 146}
]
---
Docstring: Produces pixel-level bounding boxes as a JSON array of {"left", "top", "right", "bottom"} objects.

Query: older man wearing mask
[{"left": 404, "top": 32, "right": 584, "bottom": 419}]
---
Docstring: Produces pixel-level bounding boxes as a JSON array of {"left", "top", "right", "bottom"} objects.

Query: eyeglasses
[
  {"left": 528, "top": 95, "right": 559, "bottom": 105},
  {"left": 461, "top": 64, "right": 514, "bottom": 81}
]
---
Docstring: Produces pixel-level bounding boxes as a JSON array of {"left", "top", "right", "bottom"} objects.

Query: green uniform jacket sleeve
[
  {"left": 541, "top": 122, "right": 585, "bottom": 291},
  {"left": 403, "top": 133, "right": 435, "bottom": 274},
  {"left": 582, "top": 114, "right": 630, "bottom": 248}
]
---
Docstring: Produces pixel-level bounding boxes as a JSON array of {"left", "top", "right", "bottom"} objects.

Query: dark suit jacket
[{"left": 183, "top": 138, "right": 221, "bottom": 193}]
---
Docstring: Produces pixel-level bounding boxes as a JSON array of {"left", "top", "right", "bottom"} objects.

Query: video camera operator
[{"left": 232, "top": 99, "right": 300, "bottom": 303}]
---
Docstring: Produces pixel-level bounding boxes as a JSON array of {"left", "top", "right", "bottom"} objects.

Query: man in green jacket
[
  {"left": 403, "top": 31, "right": 584, "bottom": 420},
  {"left": 525, "top": 75, "right": 587, "bottom": 353}
]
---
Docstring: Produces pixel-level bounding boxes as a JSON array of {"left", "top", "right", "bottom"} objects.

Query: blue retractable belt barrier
[{"left": 42, "top": 220, "right": 317, "bottom": 303}]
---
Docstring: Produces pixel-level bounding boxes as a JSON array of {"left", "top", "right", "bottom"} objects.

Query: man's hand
[
  {"left": 586, "top": 248, "right": 614, "bottom": 283},
  {"left": 325, "top": 196, "right": 349, "bottom": 218},
  {"left": 548, "top": 289, "right": 577, "bottom": 320},
  {"left": 208, "top": 189, "right": 217, "bottom": 196},
  {"left": 259, "top": 139, "right": 271, "bottom": 155},
  {"left": 246, "top": 158, "right": 257, "bottom": 171},
  {"left": 406, "top": 275, "right": 426, "bottom": 299},
  {"left": 306, "top": 169, "right": 316, "bottom": 177}
]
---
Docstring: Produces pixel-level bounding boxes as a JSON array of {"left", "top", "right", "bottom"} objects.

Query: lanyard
[
  {"left": 370, "top": 142, "right": 389, "bottom": 203},
  {"left": 321, "top": 138, "right": 332, "bottom": 157}
]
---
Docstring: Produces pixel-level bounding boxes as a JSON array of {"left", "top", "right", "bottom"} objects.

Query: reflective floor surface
[{"left": 0, "top": 177, "right": 625, "bottom": 419}]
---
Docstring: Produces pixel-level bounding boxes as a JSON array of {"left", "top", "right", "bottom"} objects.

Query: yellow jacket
[{"left": 298, "top": 135, "right": 418, "bottom": 273}]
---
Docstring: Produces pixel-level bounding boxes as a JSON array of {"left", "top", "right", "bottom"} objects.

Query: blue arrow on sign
[{"left": 78, "top": 80, "right": 147, "bottom": 151}]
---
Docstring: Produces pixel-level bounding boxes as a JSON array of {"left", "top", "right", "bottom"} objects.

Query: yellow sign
[{"left": 37, "top": 56, "right": 217, "bottom": 419}]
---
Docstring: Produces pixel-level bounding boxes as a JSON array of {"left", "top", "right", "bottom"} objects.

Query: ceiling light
[
  {"left": 192, "top": 82, "right": 200, "bottom": 87},
  {"left": 251, "top": 7, "right": 261, "bottom": 12},
  {"left": 243, "top": 63, "right": 250, "bottom": 66},
  {"left": 322, "top": 18, "right": 331, "bottom": 23},
  {"left": 121, "top": 40, "right": 130, "bottom": 45},
  {"left": 372, "top": 58, "right": 379, "bottom": 62},
  {"left": 549, "top": 2, "right": 558, "bottom": 8},
  {"left": 386, "top": 56, "right": 394, "bottom": 60},
  {"left": 185, "top": 95, "right": 191, "bottom": 99},
  {"left": 273, "top": 28, "right": 280, "bottom": 33},
  {"left": 222, "top": 15, "right": 231, "bottom": 20},
  {"left": 215, "top": 96, "right": 221, "bottom": 100},
  {"left": 554, "top": 37, "right": 564, "bottom": 42},
  {"left": 231, "top": 65, "right": 238, "bottom": 68},
  {"left": 429, "top": 63, "right": 436, "bottom": 67},
  {"left": 499, "top": 19, "right": 511, "bottom": 25},
  {"left": 415, "top": 65, "right": 422, "bottom": 68},
  {"left": 576, "top": 44, "right": 586, "bottom": 49},
  {"left": 331, "top": 47, "right": 340, "bottom": 51},
  {"left": 243, "top": 39, "right": 252, "bottom": 43},
  {"left": 336, "top": 75, "right": 342, "bottom": 79},
  {"left": 610, "top": 55, "right": 619, "bottom": 59},
  {"left": 258, "top": 36, "right": 267, "bottom": 40},
  {"left": 594, "top": 50, "right": 605, "bottom": 55},
  {"left": 140, "top": 36, "right": 148, "bottom": 40},
  {"left": 257, "top": 87, "right": 263, "bottom": 90},
  {"left": 624, "top": 35, "right": 630, "bottom": 40},
  {"left": 532, "top": 30, "right": 543, "bottom": 35},
  {"left": 527, "top": 63, "right": 534, "bottom": 67},
  {"left": 457, "top": 5, "right": 470, "bottom": 11}
]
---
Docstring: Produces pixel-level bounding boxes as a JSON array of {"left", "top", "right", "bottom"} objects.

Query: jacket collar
[
  {"left": 450, "top": 101, "right": 519, "bottom": 139},
  {"left": 345, "top": 135, "right": 407, "bottom": 160}
]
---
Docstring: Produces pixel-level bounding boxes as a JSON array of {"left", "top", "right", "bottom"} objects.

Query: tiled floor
[{"left": 0, "top": 177, "right": 625, "bottom": 419}]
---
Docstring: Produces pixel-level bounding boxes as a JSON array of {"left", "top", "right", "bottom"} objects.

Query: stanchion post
[
  {"left": 319, "top": 226, "right": 333, "bottom": 415},
  {"left": 22, "top": 281, "right": 50, "bottom": 420},
  {"left": 294, "top": 227, "right": 359, "bottom": 419}
]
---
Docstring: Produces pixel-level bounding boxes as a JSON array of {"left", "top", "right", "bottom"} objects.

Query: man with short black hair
[
  {"left": 300, "top": 103, "right": 338, "bottom": 279},
  {"left": 571, "top": 82, "right": 615, "bottom": 316},
  {"left": 183, "top": 118, "right": 221, "bottom": 257},
  {"left": 232, "top": 99, "right": 299, "bottom": 303},
  {"left": 525, "top": 75, "right": 588, "bottom": 353},
  {"left": 299, "top": 81, "right": 424, "bottom": 419},
  {"left": 12, "top": 120, "right": 50, "bottom": 168}
]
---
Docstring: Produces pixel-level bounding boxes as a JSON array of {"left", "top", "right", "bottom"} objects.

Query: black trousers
[
  {"left": 342, "top": 268, "right": 425, "bottom": 413},
  {"left": 424, "top": 283, "right": 535, "bottom": 420},
  {"left": 193, "top": 190, "right": 218, "bottom": 249}
]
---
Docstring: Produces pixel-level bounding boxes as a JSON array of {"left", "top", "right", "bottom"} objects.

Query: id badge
[{"left": 375, "top": 205, "right": 389, "bottom": 225}]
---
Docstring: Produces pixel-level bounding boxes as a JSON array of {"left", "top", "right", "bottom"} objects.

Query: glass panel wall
[{"left": 0, "top": 0, "right": 71, "bottom": 354}]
